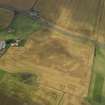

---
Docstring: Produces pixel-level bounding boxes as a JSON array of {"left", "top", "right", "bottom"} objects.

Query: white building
[{"left": 0, "top": 41, "right": 6, "bottom": 50}]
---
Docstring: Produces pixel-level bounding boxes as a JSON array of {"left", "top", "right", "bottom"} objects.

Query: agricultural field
[
  {"left": 0, "top": 69, "right": 63, "bottom": 105},
  {"left": 0, "top": 69, "right": 6, "bottom": 79},
  {"left": 0, "top": 27, "right": 94, "bottom": 105},
  {"left": 0, "top": 13, "right": 41, "bottom": 40},
  {"left": 1, "top": 0, "right": 105, "bottom": 105},
  {"left": 35, "top": 0, "right": 101, "bottom": 39},
  {"left": 1, "top": 0, "right": 105, "bottom": 41},
  {"left": 0, "top": 0, "right": 37, "bottom": 10},
  {"left": 0, "top": 8, "right": 14, "bottom": 30},
  {"left": 87, "top": 46, "right": 105, "bottom": 105}
]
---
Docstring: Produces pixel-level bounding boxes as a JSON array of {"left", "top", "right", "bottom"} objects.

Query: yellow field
[{"left": 0, "top": 27, "right": 94, "bottom": 105}]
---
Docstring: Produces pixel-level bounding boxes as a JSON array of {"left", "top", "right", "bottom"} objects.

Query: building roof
[{"left": 0, "top": 41, "right": 6, "bottom": 50}]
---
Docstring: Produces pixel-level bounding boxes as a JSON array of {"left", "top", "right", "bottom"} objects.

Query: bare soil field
[
  {"left": 35, "top": 0, "right": 101, "bottom": 38},
  {"left": 0, "top": 8, "right": 14, "bottom": 29},
  {"left": 0, "top": 0, "right": 37, "bottom": 10},
  {"left": 0, "top": 27, "right": 94, "bottom": 105}
]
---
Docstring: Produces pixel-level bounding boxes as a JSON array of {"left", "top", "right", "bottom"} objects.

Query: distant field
[
  {"left": 88, "top": 46, "right": 105, "bottom": 105},
  {"left": 0, "top": 8, "right": 14, "bottom": 29},
  {"left": 0, "top": 0, "right": 37, "bottom": 10}
]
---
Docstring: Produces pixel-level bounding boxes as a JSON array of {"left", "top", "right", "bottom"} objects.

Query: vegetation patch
[
  {"left": 0, "top": 69, "right": 6, "bottom": 79},
  {"left": 87, "top": 46, "right": 105, "bottom": 105},
  {"left": 0, "top": 69, "right": 61, "bottom": 105},
  {"left": 0, "top": 74, "right": 35, "bottom": 105},
  {"left": 12, "top": 72, "right": 38, "bottom": 85},
  {"left": 0, "top": 70, "right": 39, "bottom": 105},
  {"left": 93, "top": 74, "right": 104, "bottom": 102},
  {"left": 0, "top": 13, "right": 41, "bottom": 40},
  {"left": 11, "top": 14, "right": 41, "bottom": 39}
]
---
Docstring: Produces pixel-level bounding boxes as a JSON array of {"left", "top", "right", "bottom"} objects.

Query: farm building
[
  {"left": 29, "top": 9, "right": 40, "bottom": 18},
  {"left": 0, "top": 41, "right": 6, "bottom": 50}
]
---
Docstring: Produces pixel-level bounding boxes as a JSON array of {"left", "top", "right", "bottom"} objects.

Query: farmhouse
[{"left": 29, "top": 9, "right": 40, "bottom": 18}]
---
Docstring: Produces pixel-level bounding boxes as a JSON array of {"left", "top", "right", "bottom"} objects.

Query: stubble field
[{"left": 0, "top": 27, "right": 94, "bottom": 105}]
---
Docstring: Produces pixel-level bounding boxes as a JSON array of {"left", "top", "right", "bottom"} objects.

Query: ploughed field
[
  {"left": 35, "top": 0, "right": 105, "bottom": 43},
  {"left": 0, "top": 8, "right": 14, "bottom": 30},
  {"left": 0, "top": 0, "right": 37, "bottom": 10}
]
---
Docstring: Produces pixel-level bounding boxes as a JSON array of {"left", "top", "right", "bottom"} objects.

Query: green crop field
[
  {"left": 11, "top": 14, "right": 41, "bottom": 38},
  {"left": 87, "top": 46, "right": 105, "bottom": 105},
  {"left": 0, "top": 69, "right": 6, "bottom": 79},
  {"left": 0, "top": 14, "right": 41, "bottom": 40}
]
